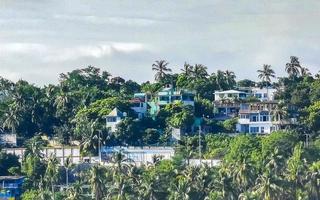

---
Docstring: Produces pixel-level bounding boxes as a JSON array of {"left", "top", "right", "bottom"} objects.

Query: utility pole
[
  {"left": 98, "top": 130, "right": 102, "bottom": 163},
  {"left": 199, "top": 115, "right": 204, "bottom": 166},
  {"left": 304, "top": 133, "right": 310, "bottom": 147},
  {"left": 199, "top": 124, "right": 201, "bottom": 165}
]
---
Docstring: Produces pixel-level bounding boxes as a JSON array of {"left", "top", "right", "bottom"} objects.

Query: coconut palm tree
[
  {"left": 64, "top": 155, "right": 74, "bottom": 187},
  {"left": 286, "top": 143, "right": 306, "bottom": 199},
  {"left": 192, "top": 64, "right": 208, "bottom": 79},
  {"left": 152, "top": 60, "right": 172, "bottom": 82},
  {"left": 224, "top": 70, "right": 236, "bottom": 89},
  {"left": 3, "top": 105, "right": 20, "bottom": 134},
  {"left": 300, "top": 67, "right": 312, "bottom": 77},
  {"left": 181, "top": 62, "right": 193, "bottom": 76},
  {"left": 285, "top": 56, "right": 301, "bottom": 77},
  {"left": 168, "top": 177, "right": 191, "bottom": 200},
  {"left": 45, "top": 154, "right": 60, "bottom": 200},
  {"left": 253, "top": 173, "right": 284, "bottom": 200},
  {"left": 257, "top": 64, "right": 276, "bottom": 85},
  {"left": 66, "top": 181, "right": 86, "bottom": 200},
  {"left": 89, "top": 165, "right": 106, "bottom": 200},
  {"left": 305, "top": 161, "right": 320, "bottom": 200},
  {"left": 215, "top": 70, "right": 226, "bottom": 90},
  {"left": 232, "top": 158, "right": 255, "bottom": 192}
]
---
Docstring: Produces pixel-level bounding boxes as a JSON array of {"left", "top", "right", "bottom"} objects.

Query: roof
[
  {"left": 0, "top": 176, "right": 25, "bottom": 181},
  {"left": 214, "top": 90, "right": 246, "bottom": 94},
  {"left": 106, "top": 108, "right": 124, "bottom": 117},
  {"left": 129, "top": 98, "right": 145, "bottom": 103}
]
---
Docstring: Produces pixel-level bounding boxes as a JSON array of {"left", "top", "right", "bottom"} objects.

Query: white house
[
  {"left": 105, "top": 108, "right": 126, "bottom": 132},
  {"left": 130, "top": 93, "right": 148, "bottom": 118},
  {"left": 236, "top": 102, "right": 280, "bottom": 134},
  {"left": 2, "top": 147, "right": 81, "bottom": 165},
  {"left": 101, "top": 146, "right": 175, "bottom": 165},
  {"left": 214, "top": 90, "right": 247, "bottom": 101},
  {"left": 0, "top": 134, "right": 17, "bottom": 146},
  {"left": 251, "top": 87, "right": 277, "bottom": 101}
]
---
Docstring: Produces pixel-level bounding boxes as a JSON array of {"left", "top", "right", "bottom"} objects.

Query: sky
[{"left": 0, "top": 0, "right": 319, "bottom": 85}]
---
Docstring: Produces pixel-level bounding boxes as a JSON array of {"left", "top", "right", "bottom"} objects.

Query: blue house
[{"left": 0, "top": 176, "right": 24, "bottom": 199}]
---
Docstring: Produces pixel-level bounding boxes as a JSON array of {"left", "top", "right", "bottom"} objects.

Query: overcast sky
[{"left": 0, "top": 0, "right": 319, "bottom": 85}]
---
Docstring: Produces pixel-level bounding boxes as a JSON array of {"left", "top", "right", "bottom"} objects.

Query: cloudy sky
[{"left": 0, "top": 0, "right": 319, "bottom": 85}]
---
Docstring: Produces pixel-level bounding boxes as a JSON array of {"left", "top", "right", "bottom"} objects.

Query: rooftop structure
[
  {"left": 0, "top": 176, "right": 24, "bottom": 199},
  {"left": 3, "top": 147, "right": 81, "bottom": 165},
  {"left": 105, "top": 108, "right": 126, "bottom": 132},
  {"left": 0, "top": 134, "right": 17, "bottom": 147},
  {"left": 101, "top": 146, "right": 175, "bottom": 165},
  {"left": 236, "top": 101, "right": 281, "bottom": 134},
  {"left": 132, "top": 85, "right": 195, "bottom": 116}
]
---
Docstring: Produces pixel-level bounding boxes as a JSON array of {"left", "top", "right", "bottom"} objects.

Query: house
[
  {"left": 0, "top": 176, "right": 25, "bottom": 199},
  {"left": 251, "top": 87, "right": 277, "bottom": 101},
  {"left": 101, "top": 146, "right": 175, "bottom": 165},
  {"left": 132, "top": 85, "right": 195, "bottom": 117},
  {"left": 236, "top": 101, "right": 280, "bottom": 134},
  {"left": 129, "top": 93, "right": 149, "bottom": 118},
  {"left": 2, "top": 147, "right": 81, "bottom": 165},
  {"left": 0, "top": 134, "right": 17, "bottom": 147},
  {"left": 214, "top": 90, "right": 247, "bottom": 101},
  {"left": 105, "top": 108, "right": 126, "bottom": 132}
]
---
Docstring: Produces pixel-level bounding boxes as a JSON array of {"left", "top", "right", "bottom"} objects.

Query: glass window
[
  {"left": 107, "top": 117, "right": 117, "bottom": 122},
  {"left": 261, "top": 127, "right": 265, "bottom": 133},
  {"left": 250, "top": 127, "right": 259, "bottom": 133},
  {"left": 159, "top": 96, "right": 169, "bottom": 101}
]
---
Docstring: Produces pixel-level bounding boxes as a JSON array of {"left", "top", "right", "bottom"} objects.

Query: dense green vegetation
[{"left": 0, "top": 56, "right": 320, "bottom": 199}]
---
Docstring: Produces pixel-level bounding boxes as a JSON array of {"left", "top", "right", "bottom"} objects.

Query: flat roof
[
  {"left": 0, "top": 176, "right": 25, "bottom": 181},
  {"left": 214, "top": 90, "right": 246, "bottom": 94}
]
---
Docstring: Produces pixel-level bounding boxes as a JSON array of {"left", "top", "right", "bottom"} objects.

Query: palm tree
[
  {"left": 224, "top": 70, "right": 236, "bottom": 89},
  {"left": 3, "top": 105, "right": 20, "bottom": 134},
  {"left": 315, "top": 71, "right": 320, "bottom": 79},
  {"left": 66, "top": 181, "right": 86, "bottom": 200},
  {"left": 181, "top": 62, "right": 193, "bottom": 76},
  {"left": 300, "top": 67, "right": 311, "bottom": 77},
  {"left": 45, "top": 154, "right": 60, "bottom": 200},
  {"left": 285, "top": 56, "right": 301, "bottom": 77},
  {"left": 168, "top": 177, "right": 191, "bottom": 200},
  {"left": 257, "top": 64, "right": 276, "bottom": 85},
  {"left": 64, "top": 155, "right": 74, "bottom": 187},
  {"left": 215, "top": 70, "right": 226, "bottom": 90},
  {"left": 89, "top": 165, "right": 106, "bottom": 200},
  {"left": 232, "top": 158, "right": 254, "bottom": 192},
  {"left": 305, "top": 162, "right": 320, "bottom": 200},
  {"left": 192, "top": 64, "right": 208, "bottom": 79},
  {"left": 253, "top": 173, "right": 284, "bottom": 200},
  {"left": 286, "top": 143, "right": 305, "bottom": 199},
  {"left": 152, "top": 60, "right": 172, "bottom": 82}
]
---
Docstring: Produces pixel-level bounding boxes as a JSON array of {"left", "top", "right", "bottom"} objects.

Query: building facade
[
  {"left": 105, "top": 108, "right": 126, "bottom": 132},
  {"left": 236, "top": 101, "right": 280, "bottom": 134},
  {"left": 101, "top": 146, "right": 175, "bottom": 165},
  {"left": 0, "top": 176, "right": 25, "bottom": 199}
]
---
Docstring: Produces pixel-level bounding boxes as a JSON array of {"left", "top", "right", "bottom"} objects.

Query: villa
[{"left": 131, "top": 84, "right": 195, "bottom": 117}]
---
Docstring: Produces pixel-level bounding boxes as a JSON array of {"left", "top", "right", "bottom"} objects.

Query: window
[
  {"left": 250, "top": 127, "right": 259, "bottom": 133},
  {"left": 255, "top": 93, "right": 262, "bottom": 98},
  {"left": 159, "top": 96, "right": 169, "bottom": 102},
  {"left": 172, "top": 96, "right": 181, "bottom": 101},
  {"left": 261, "top": 127, "right": 265, "bottom": 133},
  {"left": 251, "top": 115, "right": 258, "bottom": 122},
  {"left": 264, "top": 93, "right": 268, "bottom": 98},
  {"left": 260, "top": 115, "right": 269, "bottom": 122},
  {"left": 107, "top": 117, "right": 117, "bottom": 122}
]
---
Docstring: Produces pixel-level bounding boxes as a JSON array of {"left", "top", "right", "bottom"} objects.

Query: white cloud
[
  {"left": 53, "top": 14, "right": 156, "bottom": 26},
  {"left": 44, "top": 42, "right": 147, "bottom": 62},
  {"left": 0, "top": 43, "right": 47, "bottom": 55}
]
